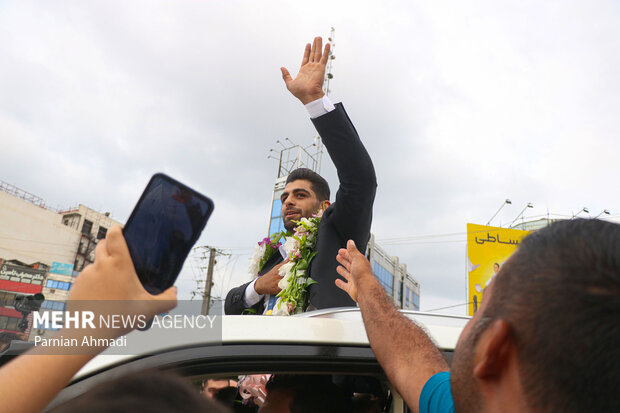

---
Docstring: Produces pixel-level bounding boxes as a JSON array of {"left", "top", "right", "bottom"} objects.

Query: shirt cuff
[
  {"left": 244, "top": 279, "right": 264, "bottom": 307},
  {"left": 305, "top": 95, "right": 336, "bottom": 119}
]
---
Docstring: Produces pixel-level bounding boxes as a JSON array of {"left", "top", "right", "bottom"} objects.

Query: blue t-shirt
[{"left": 419, "top": 371, "right": 455, "bottom": 413}]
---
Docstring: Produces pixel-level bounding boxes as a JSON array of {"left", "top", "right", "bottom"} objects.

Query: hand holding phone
[{"left": 122, "top": 173, "right": 214, "bottom": 294}]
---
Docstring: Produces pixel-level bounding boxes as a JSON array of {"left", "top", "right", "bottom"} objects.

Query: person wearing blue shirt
[{"left": 335, "top": 219, "right": 620, "bottom": 413}]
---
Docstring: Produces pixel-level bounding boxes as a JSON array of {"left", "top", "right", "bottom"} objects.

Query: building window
[
  {"left": 269, "top": 217, "right": 285, "bottom": 235},
  {"left": 268, "top": 199, "right": 284, "bottom": 235},
  {"left": 46, "top": 280, "right": 72, "bottom": 290},
  {"left": 97, "top": 226, "right": 107, "bottom": 240},
  {"left": 82, "top": 219, "right": 93, "bottom": 235},
  {"left": 41, "top": 300, "right": 67, "bottom": 311},
  {"left": 271, "top": 199, "right": 282, "bottom": 218},
  {"left": 372, "top": 261, "right": 394, "bottom": 295},
  {"left": 412, "top": 292, "right": 420, "bottom": 311},
  {"left": 405, "top": 287, "right": 410, "bottom": 308}
]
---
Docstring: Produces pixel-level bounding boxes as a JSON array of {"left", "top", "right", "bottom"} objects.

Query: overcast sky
[{"left": 1, "top": 1, "right": 619, "bottom": 315}]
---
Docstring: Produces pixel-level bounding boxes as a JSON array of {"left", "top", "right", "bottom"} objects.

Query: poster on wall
[{"left": 466, "top": 223, "right": 531, "bottom": 315}]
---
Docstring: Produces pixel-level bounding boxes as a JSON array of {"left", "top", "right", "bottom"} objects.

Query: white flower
[
  {"left": 248, "top": 244, "right": 266, "bottom": 276},
  {"left": 282, "top": 237, "right": 300, "bottom": 255},
  {"left": 271, "top": 301, "right": 290, "bottom": 316},
  {"left": 278, "top": 276, "right": 290, "bottom": 290},
  {"left": 278, "top": 262, "right": 294, "bottom": 277},
  {"left": 277, "top": 262, "right": 295, "bottom": 290}
]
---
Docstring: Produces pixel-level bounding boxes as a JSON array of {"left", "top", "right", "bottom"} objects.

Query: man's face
[
  {"left": 203, "top": 379, "right": 233, "bottom": 399},
  {"left": 281, "top": 179, "right": 321, "bottom": 232},
  {"left": 493, "top": 263, "right": 500, "bottom": 273},
  {"left": 450, "top": 276, "right": 497, "bottom": 412}
]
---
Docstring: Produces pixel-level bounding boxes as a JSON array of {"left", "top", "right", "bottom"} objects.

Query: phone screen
[{"left": 123, "top": 173, "right": 214, "bottom": 294}]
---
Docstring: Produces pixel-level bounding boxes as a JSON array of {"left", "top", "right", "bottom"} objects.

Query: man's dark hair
[
  {"left": 266, "top": 374, "right": 350, "bottom": 413},
  {"left": 286, "top": 168, "right": 330, "bottom": 202},
  {"left": 52, "top": 370, "right": 230, "bottom": 413},
  {"left": 481, "top": 219, "right": 620, "bottom": 413}
]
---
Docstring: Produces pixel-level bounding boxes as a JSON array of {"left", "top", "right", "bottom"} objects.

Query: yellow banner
[{"left": 466, "top": 223, "right": 531, "bottom": 315}]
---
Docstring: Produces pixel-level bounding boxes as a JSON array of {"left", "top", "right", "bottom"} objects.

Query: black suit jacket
[{"left": 225, "top": 103, "right": 377, "bottom": 315}]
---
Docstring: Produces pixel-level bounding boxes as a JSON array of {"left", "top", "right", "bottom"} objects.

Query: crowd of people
[{"left": 0, "top": 35, "right": 618, "bottom": 413}]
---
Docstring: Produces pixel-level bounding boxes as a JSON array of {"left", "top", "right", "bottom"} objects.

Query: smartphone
[{"left": 123, "top": 173, "right": 214, "bottom": 294}]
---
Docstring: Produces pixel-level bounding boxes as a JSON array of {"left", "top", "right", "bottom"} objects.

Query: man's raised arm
[{"left": 336, "top": 240, "right": 448, "bottom": 413}]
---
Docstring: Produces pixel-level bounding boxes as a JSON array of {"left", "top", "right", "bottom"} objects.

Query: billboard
[
  {"left": 466, "top": 223, "right": 531, "bottom": 315},
  {"left": 50, "top": 261, "right": 74, "bottom": 276},
  {"left": 0, "top": 263, "right": 46, "bottom": 285}
]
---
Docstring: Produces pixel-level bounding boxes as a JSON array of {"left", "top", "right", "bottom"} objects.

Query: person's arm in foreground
[
  {"left": 335, "top": 240, "right": 448, "bottom": 413},
  {"left": 0, "top": 226, "right": 177, "bottom": 413}
]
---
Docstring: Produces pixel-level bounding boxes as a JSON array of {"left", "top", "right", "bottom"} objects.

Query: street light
[
  {"left": 509, "top": 203, "right": 534, "bottom": 228},
  {"left": 572, "top": 207, "right": 590, "bottom": 219},
  {"left": 594, "top": 209, "right": 611, "bottom": 219},
  {"left": 486, "top": 199, "right": 512, "bottom": 226}
]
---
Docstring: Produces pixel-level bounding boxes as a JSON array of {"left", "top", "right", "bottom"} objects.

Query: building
[
  {"left": 268, "top": 176, "right": 288, "bottom": 235},
  {"left": 0, "top": 258, "right": 47, "bottom": 335},
  {"left": 366, "top": 235, "right": 420, "bottom": 311},
  {"left": 0, "top": 180, "right": 121, "bottom": 335}
]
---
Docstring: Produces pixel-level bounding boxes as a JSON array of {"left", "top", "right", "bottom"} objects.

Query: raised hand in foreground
[
  {"left": 335, "top": 240, "right": 448, "bottom": 413},
  {"left": 0, "top": 225, "right": 178, "bottom": 413}
]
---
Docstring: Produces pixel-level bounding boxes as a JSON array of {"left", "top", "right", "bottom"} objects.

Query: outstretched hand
[
  {"left": 69, "top": 225, "right": 177, "bottom": 338},
  {"left": 335, "top": 240, "right": 373, "bottom": 302},
  {"left": 281, "top": 36, "right": 329, "bottom": 104}
]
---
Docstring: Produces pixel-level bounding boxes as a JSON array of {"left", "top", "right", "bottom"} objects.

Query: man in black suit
[{"left": 224, "top": 36, "right": 377, "bottom": 315}]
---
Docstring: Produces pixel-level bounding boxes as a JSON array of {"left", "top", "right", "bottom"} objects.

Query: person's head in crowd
[
  {"left": 260, "top": 374, "right": 350, "bottom": 413},
  {"left": 0, "top": 331, "right": 24, "bottom": 352},
  {"left": 351, "top": 393, "right": 383, "bottom": 413},
  {"left": 493, "top": 262, "right": 500, "bottom": 274},
  {"left": 51, "top": 370, "right": 231, "bottom": 413},
  {"left": 281, "top": 168, "right": 331, "bottom": 232},
  {"left": 451, "top": 219, "right": 620, "bottom": 413},
  {"left": 202, "top": 378, "right": 238, "bottom": 399}
]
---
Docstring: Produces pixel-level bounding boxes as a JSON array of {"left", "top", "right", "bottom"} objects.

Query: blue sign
[{"left": 50, "top": 262, "right": 74, "bottom": 276}]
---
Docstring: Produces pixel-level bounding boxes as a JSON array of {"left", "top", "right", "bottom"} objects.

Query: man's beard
[
  {"left": 451, "top": 332, "right": 484, "bottom": 413},
  {"left": 283, "top": 208, "right": 302, "bottom": 232},
  {"left": 283, "top": 203, "right": 320, "bottom": 232}
]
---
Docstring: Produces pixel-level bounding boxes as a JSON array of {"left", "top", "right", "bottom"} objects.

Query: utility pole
[{"left": 201, "top": 247, "right": 217, "bottom": 315}]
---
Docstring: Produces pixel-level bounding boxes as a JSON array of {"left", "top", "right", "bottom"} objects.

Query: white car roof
[{"left": 75, "top": 308, "right": 468, "bottom": 379}]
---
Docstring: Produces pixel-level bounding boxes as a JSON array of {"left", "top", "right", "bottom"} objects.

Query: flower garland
[
  {"left": 248, "top": 233, "right": 284, "bottom": 277},
  {"left": 273, "top": 207, "right": 324, "bottom": 315},
  {"left": 248, "top": 208, "right": 324, "bottom": 316}
]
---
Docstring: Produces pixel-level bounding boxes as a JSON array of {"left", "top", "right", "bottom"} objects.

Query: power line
[{"left": 424, "top": 302, "right": 474, "bottom": 312}]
